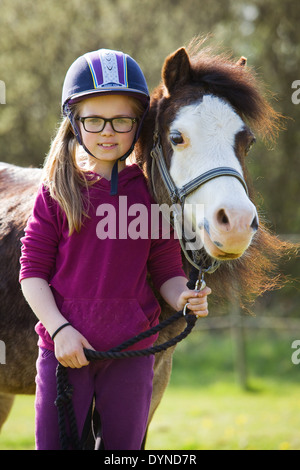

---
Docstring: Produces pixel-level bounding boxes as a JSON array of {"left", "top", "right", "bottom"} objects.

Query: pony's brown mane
[
  {"left": 185, "top": 39, "right": 283, "bottom": 140},
  {"left": 135, "top": 40, "right": 297, "bottom": 309}
]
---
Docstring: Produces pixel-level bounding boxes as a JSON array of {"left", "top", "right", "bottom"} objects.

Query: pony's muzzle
[{"left": 214, "top": 206, "right": 259, "bottom": 234}]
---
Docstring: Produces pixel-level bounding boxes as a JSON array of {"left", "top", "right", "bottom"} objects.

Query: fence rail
[{"left": 197, "top": 316, "right": 300, "bottom": 331}]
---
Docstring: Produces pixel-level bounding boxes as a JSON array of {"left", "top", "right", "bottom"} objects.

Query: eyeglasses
[{"left": 77, "top": 116, "right": 138, "bottom": 133}]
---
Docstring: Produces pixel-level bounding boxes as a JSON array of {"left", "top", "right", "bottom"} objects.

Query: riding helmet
[{"left": 61, "top": 48, "right": 150, "bottom": 194}]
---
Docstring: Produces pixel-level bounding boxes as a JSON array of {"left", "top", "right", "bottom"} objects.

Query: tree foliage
[{"left": 0, "top": 0, "right": 299, "bottom": 239}]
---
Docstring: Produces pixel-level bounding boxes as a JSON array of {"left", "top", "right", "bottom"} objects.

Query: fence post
[{"left": 230, "top": 294, "right": 248, "bottom": 390}]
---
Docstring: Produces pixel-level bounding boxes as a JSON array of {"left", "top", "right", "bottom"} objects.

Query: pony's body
[{"left": 0, "top": 42, "right": 292, "bottom": 446}]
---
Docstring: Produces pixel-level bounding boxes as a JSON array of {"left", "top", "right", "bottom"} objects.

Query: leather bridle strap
[
  {"left": 177, "top": 166, "right": 249, "bottom": 202},
  {"left": 150, "top": 131, "right": 248, "bottom": 205}
]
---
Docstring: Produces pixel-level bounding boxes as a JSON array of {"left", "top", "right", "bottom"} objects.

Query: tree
[{"left": 1, "top": 0, "right": 299, "bottom": 236}]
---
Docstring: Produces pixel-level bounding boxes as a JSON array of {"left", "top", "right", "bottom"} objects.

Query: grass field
[{"left": 0, "top": 327, "right": 299, "bottom": 450}]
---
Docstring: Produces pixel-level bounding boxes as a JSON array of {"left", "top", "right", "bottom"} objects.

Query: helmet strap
[
  {"left": 109, "top": 102, "right": 148, "bottom": 195},
  {"left": 110, "top": 142, "right": 135, "bottom": 196}
]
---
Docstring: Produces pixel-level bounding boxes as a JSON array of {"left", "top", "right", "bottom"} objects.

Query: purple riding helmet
[{"left": 62, "top": 48, "right": 150, "bottom": 194}]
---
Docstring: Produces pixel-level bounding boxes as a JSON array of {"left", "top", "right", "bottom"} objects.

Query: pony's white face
[{"left": 169, "top": 95, "right": 258, "bottom": 260}]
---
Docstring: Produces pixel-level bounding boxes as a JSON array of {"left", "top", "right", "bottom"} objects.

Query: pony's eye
[
  {"left": 170, "top": 131, "right": 184, "bottom": 146},
  {"left": 245, "top": 137, "right": 256, "bottom": 155}
]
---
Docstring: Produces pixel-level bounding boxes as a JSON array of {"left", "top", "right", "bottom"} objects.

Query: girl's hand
[
  {"left": 176, "top": 286, "right": 212, "bottom": 317},
  {"left": 53, "top": 324, "right": 95, "bottom": 368}
]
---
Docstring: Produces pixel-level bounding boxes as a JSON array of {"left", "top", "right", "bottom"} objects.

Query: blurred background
[{"left": 0, "top": 0, "right": 299, "bottom": 450}]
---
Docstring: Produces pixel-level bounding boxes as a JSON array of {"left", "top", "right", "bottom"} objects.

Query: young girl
[{"left": 19, "top": 48, "right": 211, "bottom": 450}]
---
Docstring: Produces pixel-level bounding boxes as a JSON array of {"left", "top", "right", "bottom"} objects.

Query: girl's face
[{"left": 77, "top": 94, "right": 138, "bottom": 177}]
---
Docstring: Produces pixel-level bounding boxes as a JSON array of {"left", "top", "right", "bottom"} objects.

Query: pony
[
  {"left": 135, "top": 41, "right": 294, "bottom": 428},
  {"left": 0, "top": 40, "right": 294, "bottom": 447}
]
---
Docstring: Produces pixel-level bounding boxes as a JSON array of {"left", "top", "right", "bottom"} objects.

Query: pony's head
[
  {"left": 136, "top": 40, "right": 294, "bottom": 304},
  {"left": 149, "top": 44, "right": 283, "bottom": 263}
]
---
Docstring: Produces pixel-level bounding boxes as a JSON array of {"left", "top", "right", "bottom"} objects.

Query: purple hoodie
[{"left": 19, "top": 164, "right": 185, "bottom": 352}]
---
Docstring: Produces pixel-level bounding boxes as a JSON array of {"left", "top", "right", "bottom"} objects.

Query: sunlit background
[{"left": 0, "top": 0, "right": 299, "bottom": 450}]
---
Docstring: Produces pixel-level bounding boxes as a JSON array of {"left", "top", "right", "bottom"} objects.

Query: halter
[{"left": 150, "top": 119, "right": 249, "bottom": 273}]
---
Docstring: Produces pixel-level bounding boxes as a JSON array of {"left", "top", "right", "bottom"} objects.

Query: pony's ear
[
  {"left": 237, "top": 56, "right": 247, "bottom": 67},
  {"left": 162, "top": 47, "right": 191, "bottom": 94}
]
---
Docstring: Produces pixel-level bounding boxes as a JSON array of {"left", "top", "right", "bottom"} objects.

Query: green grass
[
  {"left": 0, "top": 395, "right": 35, "bottom": 450},
  {"left": 1, "top": 327, "right": 300, "bottom": 450},
  {"left": 147, "top": 385, "right": 300, "bottom": 450}
]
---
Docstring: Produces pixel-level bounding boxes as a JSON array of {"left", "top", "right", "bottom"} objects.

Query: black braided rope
[
  {"left": 85, "top": 308, "right": 196, "bottom": 360},
  {"left": 55, "top": 365, "right": 80, "bottom": 450},
  {"left": 186, "top": 265, "right": 200, "bottom": 289},
  {"left": 55, "top": 308, "right": 197, "bottom": 450}
]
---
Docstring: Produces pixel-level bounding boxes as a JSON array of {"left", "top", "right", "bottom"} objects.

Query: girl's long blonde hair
[{"left": 42, "top": 98, "right": 145, "bottom": 236}]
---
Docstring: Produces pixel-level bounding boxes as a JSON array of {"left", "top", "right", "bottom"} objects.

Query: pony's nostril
[
  {"left": 217, "top": 209, "right": 230, "bottom": 227},
  {"left": 251, "top": 215, "right": 259, "bottom": 231}
]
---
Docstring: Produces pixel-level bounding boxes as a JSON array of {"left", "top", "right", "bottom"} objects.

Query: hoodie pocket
[{"left": 61, "top": 298, "right": 152, "bottom": 352}]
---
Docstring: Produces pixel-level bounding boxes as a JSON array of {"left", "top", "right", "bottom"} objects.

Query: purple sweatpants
[{"left": 35, "top": 347, "right": 154, "bottom": 450}]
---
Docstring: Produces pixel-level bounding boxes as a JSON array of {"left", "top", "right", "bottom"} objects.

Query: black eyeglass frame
[{"left": 76, "top": 116, "right": 138, "bottom": 133}]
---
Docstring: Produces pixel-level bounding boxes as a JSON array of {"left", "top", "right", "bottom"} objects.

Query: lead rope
[{"left": 55, "top": 271, "right": 207, "bottom": 450}]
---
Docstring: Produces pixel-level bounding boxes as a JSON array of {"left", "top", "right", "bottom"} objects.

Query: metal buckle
[
  {"left": 195, "top": 274, "right": 206, "bottom": 292},
  {"left": 183, "top": 272, "right": 207, "bottom": 317}
]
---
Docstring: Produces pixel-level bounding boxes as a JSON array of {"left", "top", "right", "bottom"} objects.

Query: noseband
[{"left": 150, "top": 124, "right": 249, "bottom": 273}]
